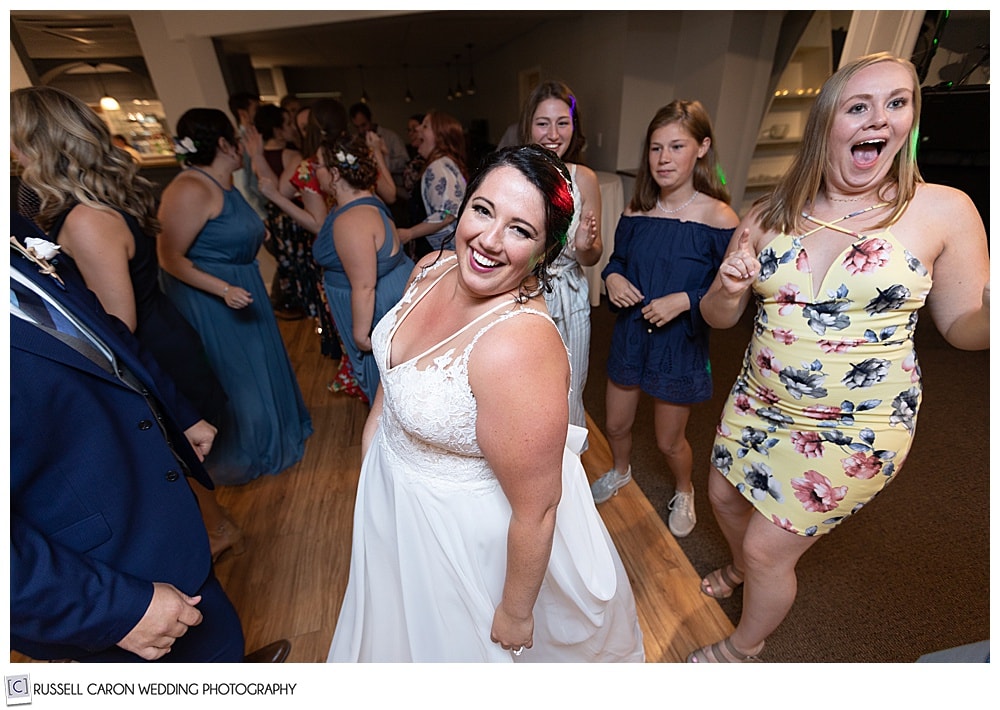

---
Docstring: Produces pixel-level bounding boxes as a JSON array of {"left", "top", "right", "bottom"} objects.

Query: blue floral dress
[
  {"left": 419, "top": 156, "right": 466, "bottom": 250},
  {"left": 711, "top": 225, "right": 933, "bottom": 536}
]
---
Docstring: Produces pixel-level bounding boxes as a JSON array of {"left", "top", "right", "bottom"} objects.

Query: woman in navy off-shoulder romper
[{"left": 591, "top": 101, "right": 738, "bottom": 540}]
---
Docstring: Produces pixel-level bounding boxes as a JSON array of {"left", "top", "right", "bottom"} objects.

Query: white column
[
  {"left": 839, "top": 11, "right": 925, "bottom": 68},
  {"left": 10, "top": 43, "right": 32, "bottom": 91},
  {"left": 128, "top": 11, "right": 231, "bottom": 133}
]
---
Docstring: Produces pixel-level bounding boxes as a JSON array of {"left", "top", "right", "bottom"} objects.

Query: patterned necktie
[
  {"left": 11, "top": 270, "right": 190, "bottom": 473},
  {"left": 10, "top": 274, "right": 114, "bottom": 373}
]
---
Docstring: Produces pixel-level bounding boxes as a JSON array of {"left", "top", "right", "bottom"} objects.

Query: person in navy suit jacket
[{"left": 9, "top": 212, "right": 287, "bottom": 662}]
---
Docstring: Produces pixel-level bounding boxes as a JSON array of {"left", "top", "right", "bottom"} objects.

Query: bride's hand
[{"left": 490, "top": 603, "right": 533, "bottom": 656}]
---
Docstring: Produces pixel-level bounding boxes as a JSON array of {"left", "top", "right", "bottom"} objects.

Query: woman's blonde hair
[
  {"left": 10, "top": 86, "right": 159, "bottom": 236},
  {"left": 755, "top": 52, "right": 923, "bottom": 233}
]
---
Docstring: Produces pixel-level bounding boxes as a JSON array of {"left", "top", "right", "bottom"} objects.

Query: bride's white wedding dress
[{"left": 328, "top": 256, "right": 644, "bottom": 662}]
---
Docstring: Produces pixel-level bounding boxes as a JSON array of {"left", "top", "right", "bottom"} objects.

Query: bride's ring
[{"left": 512, "top": 646, "right": 524, "bottom": 656}]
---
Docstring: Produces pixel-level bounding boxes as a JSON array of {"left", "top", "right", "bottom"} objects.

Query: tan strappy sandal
[
  {"left": 687, "top": 637, "right": 764, "bottom": 663},
  {"left": 700, "top": 564, "right": 744, "bottom": 599}
]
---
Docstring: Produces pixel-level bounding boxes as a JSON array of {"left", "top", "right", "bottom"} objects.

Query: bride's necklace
[{"left": 656, "top": 190, "right": 698, "bottom": 215}]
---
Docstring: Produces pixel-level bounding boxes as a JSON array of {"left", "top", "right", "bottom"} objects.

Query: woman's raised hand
[
  {"left": 718, "top": 229, "right": 759, "bottom": 295},
  {"left": 574, "top": 210, "right": 598, "bottom": 253},
  {"left": 242, "top": 124, "right": 264, "bottom": 158}
]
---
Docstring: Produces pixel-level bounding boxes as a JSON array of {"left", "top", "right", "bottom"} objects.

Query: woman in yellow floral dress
[{"left": 688, "top": 53, "right": 990, "bottom": 663}]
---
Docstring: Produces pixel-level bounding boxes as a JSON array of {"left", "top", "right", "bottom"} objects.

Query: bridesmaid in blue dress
[
  {"left": 312, "top": 134, "right": 414, "bottom": 404},
  {"left": 158, "top": 108, "right": 313, "bottom": 486}
]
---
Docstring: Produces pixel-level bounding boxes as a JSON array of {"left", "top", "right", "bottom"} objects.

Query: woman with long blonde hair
[{"left": 692, "top": 53, "right": 989, "bottom": 662}]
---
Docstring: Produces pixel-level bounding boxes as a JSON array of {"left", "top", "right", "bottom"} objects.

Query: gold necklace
[
  {"left": 826, "top": 190, "right": 879, "bottom": 204},
  {"left": 656, "top": 190, "right": 698, "bottom": 215}
]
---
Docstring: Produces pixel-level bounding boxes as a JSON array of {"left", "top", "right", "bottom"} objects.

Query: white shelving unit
[
  {"left": 741, "top": 11, "right": 836, "bottom": 215},
  {"left": 99, "top": 99, "right": 177, "bottom": 166}
]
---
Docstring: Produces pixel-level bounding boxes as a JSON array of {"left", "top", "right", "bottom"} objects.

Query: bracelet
[{"left": 222, "top": 286, "right": 230, "bottom": 298}]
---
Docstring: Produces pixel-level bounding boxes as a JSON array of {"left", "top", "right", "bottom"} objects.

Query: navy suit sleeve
[
  {"left": 10, "top": 513, "right": 152, "bottom": 656},
  {"left": 10, "top": 318, "right": 213, "bottom": 659},
  {"left": 98, "top": 297, "right": 203, "bottom": 432}
]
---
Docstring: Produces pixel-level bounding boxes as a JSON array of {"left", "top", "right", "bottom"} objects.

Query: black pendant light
[
  {"left": 465, "top": 43, "right": 477, "bottom": 96},
  {"left": 404, "top": 63, "right": 414, "bottom": 103}
]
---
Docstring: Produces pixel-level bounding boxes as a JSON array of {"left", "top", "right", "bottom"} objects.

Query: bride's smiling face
[{"left": 455, "top": 165, "right": 547, "bottom": 298}]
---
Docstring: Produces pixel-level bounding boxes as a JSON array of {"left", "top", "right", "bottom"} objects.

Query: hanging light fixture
[
  {"left": 358, "top": 64, "right": 370, "bottom": 104},
  {"left": 464, "top": 44, "right": 477, "bottom": 96},
  {"left": 403, "top": 63, "right": 414, "bottom": 103},
  {"left": 452, "top": 54, "right": 464, "bottom": 98},
  {"left": 89, "top": 62, "right": 120, "bottom": 112}
]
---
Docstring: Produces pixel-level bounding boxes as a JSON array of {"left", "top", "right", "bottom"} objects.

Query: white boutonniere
[{"left": 11, "top": 236, "right": 65, "bottom": 287}]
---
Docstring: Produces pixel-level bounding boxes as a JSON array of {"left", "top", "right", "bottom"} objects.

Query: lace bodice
[{"left": 371, "top": 257, "right": 554, "bottom": 494}]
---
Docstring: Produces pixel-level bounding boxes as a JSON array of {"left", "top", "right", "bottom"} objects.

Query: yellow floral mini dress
[{"left": 712, "top": 213, "right": 933, "bottom": 536}]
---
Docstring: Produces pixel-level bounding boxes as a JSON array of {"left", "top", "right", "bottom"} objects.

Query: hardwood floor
[
  {"left": 10, "top": 313, "right": 733, "bottom": 664},
  {"left": 214, "top": 315, "right": 733, "bottom": 663}
]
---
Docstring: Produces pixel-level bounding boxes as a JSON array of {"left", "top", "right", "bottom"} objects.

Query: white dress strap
[
  {"left": 390, "top": 257, "right": 457, "bottom": 339},
  {"left": 387, "top": 254, "right": 524, "bottom": 370}
]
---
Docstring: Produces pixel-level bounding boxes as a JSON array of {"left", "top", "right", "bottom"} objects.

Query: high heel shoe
[{"left": 209, "top": 515, "right": 246, "bottom": 563}]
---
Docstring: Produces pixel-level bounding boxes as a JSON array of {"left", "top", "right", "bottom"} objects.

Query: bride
[{"left": 328, "top": 145, "right": 644, "bottom": 662}]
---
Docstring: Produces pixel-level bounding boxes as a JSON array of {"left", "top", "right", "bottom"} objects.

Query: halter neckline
[
  {"left": 800, "top": 202, "right": 890, "bottom": 240},
  {"left": 188, "top": 165, "right": 232, "bottom": 191}
]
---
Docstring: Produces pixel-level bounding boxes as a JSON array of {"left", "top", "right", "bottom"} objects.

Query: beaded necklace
[{"left": 656, "top": 190, "right": 698, "bottom": 215}]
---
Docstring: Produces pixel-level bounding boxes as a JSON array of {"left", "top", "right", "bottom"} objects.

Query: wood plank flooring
[{"left": 10, "top": 314, "right": 733, "bottom": 664}]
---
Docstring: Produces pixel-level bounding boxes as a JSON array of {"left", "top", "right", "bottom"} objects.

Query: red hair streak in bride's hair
[{"left": 551, "top": 176, "right": 574, "bottom": 246}]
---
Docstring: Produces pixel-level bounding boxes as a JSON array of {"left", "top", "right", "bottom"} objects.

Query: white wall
[{"left": 122, "top": 9, "right": 788, "bottom": 208}]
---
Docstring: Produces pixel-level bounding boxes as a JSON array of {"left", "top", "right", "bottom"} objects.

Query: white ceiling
[{"left": 11, "top": 10, "right": 585, "bottom": 71}]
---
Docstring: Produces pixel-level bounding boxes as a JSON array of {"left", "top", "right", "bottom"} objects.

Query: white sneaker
[
  {"left": 668, "top": 490, "right": 696, "bottom": 537},
  {"left": 591, "top": 466, "right": 632, "bottom": 504}
]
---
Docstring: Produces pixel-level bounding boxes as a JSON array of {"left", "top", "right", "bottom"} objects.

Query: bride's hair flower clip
[{"left": 173, "top": 136, "right": 197, "bottom": 155}]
